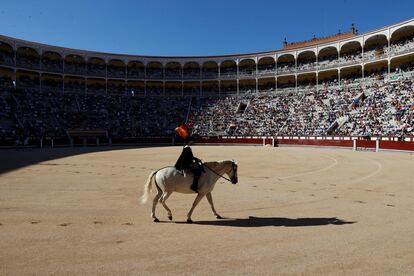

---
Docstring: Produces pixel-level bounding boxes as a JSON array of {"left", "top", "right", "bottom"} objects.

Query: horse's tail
[{"left": 140, "top": 171, "right": 157, "bottom": 204}]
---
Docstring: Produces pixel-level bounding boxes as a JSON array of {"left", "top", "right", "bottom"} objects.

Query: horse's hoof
[
  {"left": 216, "top": 215, "right": 223, "bottom": 219},
  {"left": 153, "top": 218, "right": 160, "bottom": 223},
  {"left": 186, "top": 219, "right": 193, "bottom": 223},
  {"left": 168, "top": 215, "right": 173, "bottom": 221}
]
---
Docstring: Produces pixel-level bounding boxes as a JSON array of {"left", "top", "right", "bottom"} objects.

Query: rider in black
[{"left": 174, "top": 136, "right": 202, "bottom": 193}]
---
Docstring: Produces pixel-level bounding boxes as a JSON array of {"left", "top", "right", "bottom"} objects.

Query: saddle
[
  {"left": 178, "top": 166, "right": 205, "bottom": 177},
  {"left": 176, "top": 161, "right": 205, "bottom": 176},
  {"left": 176, "top": 163, "right": 204, "bottom": 193}
]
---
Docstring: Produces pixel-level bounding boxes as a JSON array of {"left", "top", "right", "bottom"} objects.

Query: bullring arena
[
  {"left": 0, "top": 145, "right": 413, "bottom": 275},
  {"left": 1, "top": 8, "right": 414, "bottom": 275}
]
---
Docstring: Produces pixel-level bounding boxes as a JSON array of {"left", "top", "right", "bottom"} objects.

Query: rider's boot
[{"left": 190, "top": 172, "right": 200, "bottom": 193}]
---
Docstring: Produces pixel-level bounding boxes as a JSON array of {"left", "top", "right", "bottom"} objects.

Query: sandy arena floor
[{"left": 0, "top": 146, "right": 413, "bottom": 275}]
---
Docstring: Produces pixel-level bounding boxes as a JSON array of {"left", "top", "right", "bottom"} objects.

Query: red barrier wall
[
  {"left": 199, "top": 137, "right": 414, "bottom": 152},
  {"left": 379, "top": 141, "right": 414, "bottom": 151},
  {"left": 279, "top": 139, "right": 353, "bottom": 148},
  {"left": 200, "top": 138, "right": 263, "bottom": 145},
  {"left": 355, "top": 140, "right": 376, "bottom": 149}
]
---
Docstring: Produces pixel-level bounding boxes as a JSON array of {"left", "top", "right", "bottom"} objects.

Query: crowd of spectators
[
  {"left": 364, "top": 45, "right": 387, "bottom": 61},
  {"left": 297, "top": 61, "right": 317, "bottom": 72},
  {"left": 165, "top": 68, "right": 182, "bottom": 79},
  {"left": 183, "top": 68, "right": 201, "bottom": 79},
  {"left": 41, "top": 57, "right": 63, "bottom": 73},
  {"left": 146, "top": 68, "right": 163, "bottom": 79},
  {"left": 16, "top": 52, "right": 40, "bottom": 70},
  {"left": 0, "top": 74, "right": 413, "bottom": 145},
  {"left": 0, "top": 50, "right": 14, "bottom": 66},
  {"left": 87, "top": 63, "right": 106, "bottom": 77},
  {"left": 107, "top": 65, "right": 126, "bottom": 78},
  {"left": 0, "top": 86, "right": 192, "bottom": 143},
  {"left": 127, "top": 66, "right": 145, "bottom": 79},
  {"left": 338, "top": 78, "right": 414, "bottom": 136},
  {"left": 389, "top": 37, "right": 414, "bottom": 56},
  {"left": 277, "top": 62, "right": 295, "bottom": 74},
  {"left": 1, "top": 67, "right": 414, "bottom": 145},
  {"left": 202, "top": 69, "right": 218, "bottom": 79},
  {"left": 189, "top": 74, "right": 413, "bottom": 138}
]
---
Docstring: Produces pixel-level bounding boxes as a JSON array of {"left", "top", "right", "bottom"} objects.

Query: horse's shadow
[{"left": 187, "top": 216, "right": 355, "bottom": 227}]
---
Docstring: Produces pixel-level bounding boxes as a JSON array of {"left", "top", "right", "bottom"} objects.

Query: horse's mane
[{"left": 203, "top": 160, "right": 232, "bottom": 169}]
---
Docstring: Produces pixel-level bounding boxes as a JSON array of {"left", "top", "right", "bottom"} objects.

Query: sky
[{"left": 0, "top": 0, "right": 413, "bottom": 56}]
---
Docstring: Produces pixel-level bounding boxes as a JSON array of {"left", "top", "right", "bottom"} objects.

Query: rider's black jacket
[{"left": 174, "top": 145, "right": 198, "bottom": 171}]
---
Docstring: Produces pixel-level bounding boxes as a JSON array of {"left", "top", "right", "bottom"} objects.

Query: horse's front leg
[
  {"left": 206, "top": 192, "right": 222, "bottom": 219},
  {"left": 187, "top": 193, "right": 205, "bottom": 223}
]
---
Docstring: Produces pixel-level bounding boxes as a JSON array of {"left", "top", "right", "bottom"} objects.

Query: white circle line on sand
[
  {"left": 279, "top": 155, "right": 339, "bottom": 180},
  {"left": 348, "top": 158, "right": 382, "bottom": 184}
]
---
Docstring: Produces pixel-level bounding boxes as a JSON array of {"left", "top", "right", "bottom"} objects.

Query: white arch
[
  {"left": 165, "top": 61, "right": 182, "bottom": 68},
  {"left": 318, "top": 44, "right": 339, "bottom": 54},
  {"left": 87, "top": 56, "right": 106, "bottom": 64},
  {"left": 42, "top": 50, "right": 63, "bottom": 59},
  {"left": 339, "top": 38, "right": 363, "bottom": 50},
  {"left": 239, "top": 57, "right": 257, "bottom": 64},
  {"left": 127, "top": 60, "right": 145, "bottom": 66},
  {"left": 390, "top": 21, "right": 414, "bottom": 37},
  {"left": 297, "top": 48, "right": 317, "bottom": 56},
  {"left": 108, "top": 59, "right": 126, "bottom": 66},
  {"left": 277, "top": 51, "right": 296, "bottom": 60},
  {"left": 239, "top": 58, "right": 256, "bottom": 67},
  {"left": 363, "top": 31, "right": 389, "bottom": 44},
  {"left": 257, "top": 55, "right": 275, "bottom": 62},
  {"left": 220, "top": 59, "right": 237, "bottom": 67},
  {"left": 183, "top": 61, "right": 200, "bottom": 67},
  {"left": 16, "top": 46, "right": 40, "bottom": 56}
]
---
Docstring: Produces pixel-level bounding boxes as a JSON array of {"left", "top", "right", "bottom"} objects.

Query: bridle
[{"left": 203, "top": 160, "right": 238, "bottom": 184}]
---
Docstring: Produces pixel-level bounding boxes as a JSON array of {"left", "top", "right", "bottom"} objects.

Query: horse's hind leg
[
  {"left": 151, "top": 185, "right": 163, "bottom": 222},
  {"left": 206, "top": 192, "right": 222, "bottom": 219},
  {"left": 160, "top": 191, "right": 173, "bottom": 221}
]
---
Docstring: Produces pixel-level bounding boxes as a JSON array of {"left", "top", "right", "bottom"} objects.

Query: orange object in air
[{"left": 175, "top": 125, "right": 189, "bottom": 139}]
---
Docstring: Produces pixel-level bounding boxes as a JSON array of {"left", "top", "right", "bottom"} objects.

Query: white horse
[{"left": 140, "top": 160, "right": 238, "bottom": 223}]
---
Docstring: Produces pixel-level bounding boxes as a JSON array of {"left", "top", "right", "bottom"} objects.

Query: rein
[{"left": 203, "top": 162, "right": 235, "bottom": 183}]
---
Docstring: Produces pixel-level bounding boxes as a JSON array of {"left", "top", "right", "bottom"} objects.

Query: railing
[
  {"left": 146, "top": 73, "right": 164, "bottom": 80},
  {"left": 127, "top": 72, "right": 145, "bottom": 79},
  {"left": 297, "top": 63, "right": 317, "bottom": 73},
  {"left": 0, "top": 56, "right": 14, "bottom": 66},
  {"left": 3, "top": 45, "right": 414, "bottom": 87},
  {"left": 16, "top": 59, "right": 40, "bottom": 70},
  {"left": 64, "top": 64, "right": 86, "bottom": 75},
  {"left": 86, "top": 68, "right": 106, "bottom": 78},
  {"left": 257, "top": 69, "right": 276, "bottom": 76},
  {"left": 238, "top": 71, "right": 256, "bottom": 78},
  {"left": 318, "top": 60, "right": 339, "bottom": 70},
  {"left": 277, "top": 67, "right": 296, "bottom": 76},
  {"left": 41, "top": 64, "right": 64, "bottom": 74},
  {"left": 363, "top": 50, "right": 387, "bottom": 62},
  {"left": 183, "top": 73, "right": 201, "bottom": 80},
  {"left": 202, "top": 73, "right": 219, "bottom": 80},
  {"left": 220, "top": 73, "right": 237, "bottom": 80},
  {"left": 339, "top": 57, "right": 362, "bottom": 67},
  {"left": 389, "top": 40, "right": 414, "bottom": 57},
  {"left": 107, "top": 70, "right": 126, "bottom": 79},
  {"left": 164, "top": 73, "right": 182, "bottom": 80}
]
